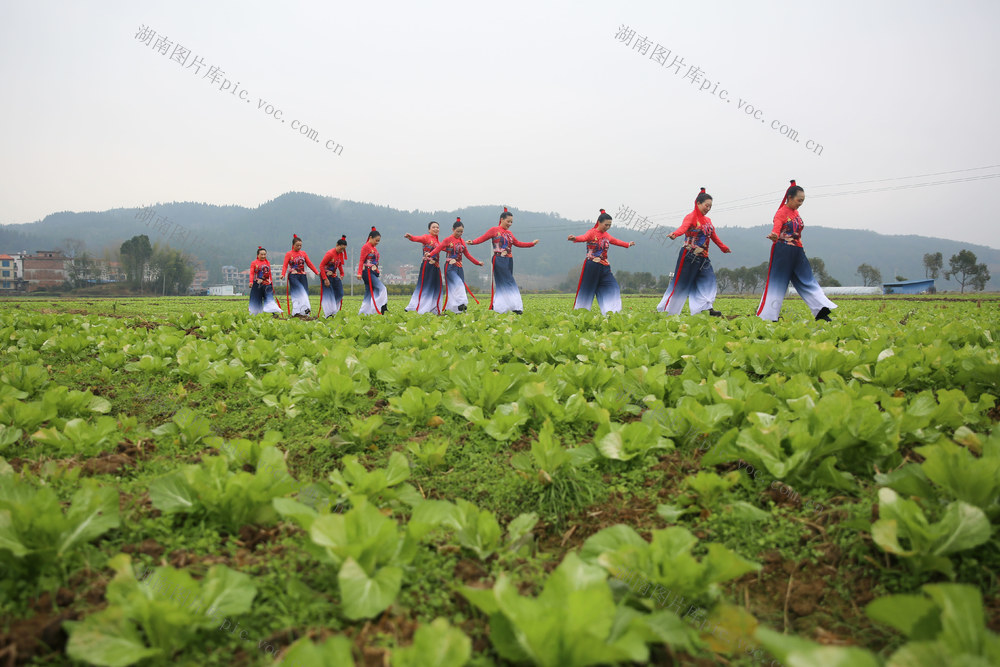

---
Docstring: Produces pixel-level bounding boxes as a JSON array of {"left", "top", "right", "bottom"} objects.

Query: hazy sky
[{"left": 2, "top": 0, "right": 999, "bottom": 249}]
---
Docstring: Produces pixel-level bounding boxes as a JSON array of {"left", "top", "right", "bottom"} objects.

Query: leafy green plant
[
  {"left": 517, "top": 383, "right": 600, "bottom": 425},
  {"left": 511, "top": 420, "right": 599, "bottom": 523},
  {"left": 326, "top": 451, "right": 422, "bottom": 510},
  {"left": 149, "top": 444, "right": 298, "bottom": 531},
  {"left": 376, "top": 352, "right": 451, "bottom": 391},
  {"left": 124, "top": 354, "right": 173, "bottom": 373},
  {"left": 406, "top": 437, "right": 449, "bottom": 470},
  {"left": 0, "top": 398, "right": 57, "bottom": 433},
  {"left": 244, "top": 367, "right": 296, "bottom": 399},
  {"left": 64, "top": 555, "right": 256, "bottom": 666},
  {"left": 150, "top": 407, "right": 213, "bottom": 447},
  {"left": 481, "top": 402, "right": 530, "bottom": 441},
  {"left": 755, "top": 583, "right": 1000, "bottom": 666},
  {"left": 393, "top": 618, "right": 471, "bottom": 667},
  {"left": 870, "top": 487, "right": 991, "bottom": 578},
  {"left": 209, "top": 431, "right": 283, "bottom": 469},
  {"left": 580, "top": 524, "right": 760, "bottom": 606},
  {"left": 0, "top": 363, "right": 50, "bottom": 400},
  {"left": 0, "top": 424, "right": 22, "bottom": 451},
  {"left": 878, "top": 433, "right": 1000, "bottom": 521},
  {"left": 40, "top": 385, "right": 112, "bottom": 419},
  {"left": 461, "top": 552, "right": 661, "bottom": 666},
  {"left": 290, "top": 354, "right": 371, "bottom": 409},
  {"left": 304, "top": 499, "right": 428, "bottom": 619},
  {"left": 412, "top": 498, "right": 538, "bottom": 560},
  {"left": 449, "top": 358, "right": 530, "bottom": 413},
  {"left": 31, "top": 416, "right": 122, "bottom": 457},
  {"left": 278, "top": 635, "right": 355, "bottom": 666},
  {"left": 594, "top": 421, "right": 673, "bottom": 461},
  {"left": 0, "top": 475, "right": 119, "bottom": 583},
  {"left": 388, "top": 387, "right": 444, "bottom": 428}
]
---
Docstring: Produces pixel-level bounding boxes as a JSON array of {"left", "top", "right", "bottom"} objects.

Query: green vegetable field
[{"left": 1, "top": 295, "right": 998, "bottom": 666}]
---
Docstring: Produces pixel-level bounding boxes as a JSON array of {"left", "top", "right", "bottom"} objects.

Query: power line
[
  {"left": 808, "top": 164, "right": 1000, "bottom": 189},
  {"left": 643, "top": 165, "right": 1000, "bottom": 221},
  {"left": 512, "top": 164, "right": 1000, "bottom": 233}
]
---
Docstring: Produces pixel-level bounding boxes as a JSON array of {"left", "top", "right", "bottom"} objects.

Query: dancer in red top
[
  {"left": 248, "top": 247, "right": 282, "bottom": 315},
  {"left": 467, "top": 207, "right": 538, "bottom": 314},
  {"left": 357, "top": 227, "right": 388, "bottom": 315},
  {"left": 280, "top": 234, "right": 320, "bottom": 317},
  {"left": 428, "top": 217, "right": 483, "bottom": 313},
  {"left": 568, "top": 209, "right": 635, "bottom": 315},
  {"left": 403, "top": 221, "right": 443, "bottom": 314},
  {"left": 318, "top": 236, "right": 348, "bottom": 318},
  {"left": 657, "top": 188, "right": 731, "bottom": 316},
  {"left": 756, "top": 180, "right": 836, "bottom": 322}
]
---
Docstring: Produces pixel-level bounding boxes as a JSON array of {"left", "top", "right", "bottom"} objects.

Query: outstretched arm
[
  {"left": 768, "top": 210, "right": 786, "bottom": 241},
  {"left": 467, "top": 227, "right": 497, "bottom": 245},
  {"left": 710, "top": 230, "right": 730, "bottom": 253},
  {"left": 509, "top": 232, "right": 537, "bottom": 248},
  {"left": 427, "top": 238, "right": 450, "bottom": 256},
  {"left": 606, "top": 234, "right": 634, "bottom": 248},
  {"left": 463, "top": 245, "right": 482, "bottom": 266},
  {"left": 668, "top": 215, "right": 695, "bottom": 240},
  {"left": 280, "top": 252, "right": 290, "bottom": 278},
  {"left": 568, "top": 228, "right": 598, "bottom": 243}
]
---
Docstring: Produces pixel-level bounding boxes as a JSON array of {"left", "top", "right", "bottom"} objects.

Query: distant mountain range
[{"left": 2, "top": 192, "right": 997, "bottom": 290}]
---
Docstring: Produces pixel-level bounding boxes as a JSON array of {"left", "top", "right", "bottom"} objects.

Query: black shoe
[
  {"left": 458, "top": 304, "right": 467, "bottom": 312},
  {"left": 513, "top": 310, "right": 523, "bottom": 315},
  {"left": 708, "top": 309, "right": 722, "bottom": 317},
  {"left": 815, "top": 307, "right": 832, "bottom": 322},
  {"left": 380, "top": 304, "right": 388, "bottom": 314}
]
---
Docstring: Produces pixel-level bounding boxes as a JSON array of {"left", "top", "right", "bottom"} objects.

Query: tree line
[
  {"left": 864, "top": 251, "right": 992, "bottom": 292},
  {"left": 61, "top": 235, "right": 197, "bottom": 295}
]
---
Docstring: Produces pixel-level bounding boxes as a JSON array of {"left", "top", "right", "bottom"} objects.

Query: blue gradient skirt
[
  {"left": 573, "top": 261, "right": 622, "bottom": 315},
  {"left": 490, "top": 255, "right": 523, "bottom": 313},
  {"left": 657, "top": 248, "right": 717, "bottom": 315},
  {"left": 756, "top": 243, "right": 836, "bottom": 321},
  {"left": 286, "top": 274, "right": 311, "bottom": 316},
  {"left": 320, "top": 274, "right": 344, "bottom": 318},
  {"left": 249, "top": 283, "right": 282, "bottom": 315},
  {"left": 405, "top": 260, "right": 442, "bottom": 314},
  {"left": 443, "top": 264, "right": 470, "bottom": 313},
  {"left": 359, "top": 268, "right": 388, "bottom": 315}
]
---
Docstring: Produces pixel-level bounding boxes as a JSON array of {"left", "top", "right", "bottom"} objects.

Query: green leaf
[
  {"left": 278, "top": 635, "right": 355, "bottom": 666},
  {"left": 148, "top": 471, "right": 196, "bottom": 514},
  {"left": 461, "top": 553, "right": 650, "bottom": 666},
  {"left": 656, "top": 504, "right": 695, "bottom": 523},
  {"left": 595, "top": 422, "right": 671, "bottom": 462},
  {"left": 865, "top": 594, "right": 939, "bottom": 638},
  {"left": 923, "top": 584, "right": 988, "bottom": 655},
  {"left": 338, "top": 557, "right": 403, "bottom": 620},
  {"left": 754, "top": 627, "right": 881, "bottom": 667},
  {"left": 872, "top": 488, "right": 991, "bottom": 578},
  {"left": 58, "top": 482, "right": 121, "bottom": 557},
  {"left": 65, "top": 606, "right": 164, "bottom": 667},
  {"left": 393, "top": 618, "right": 471, "bottom": 667}
]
